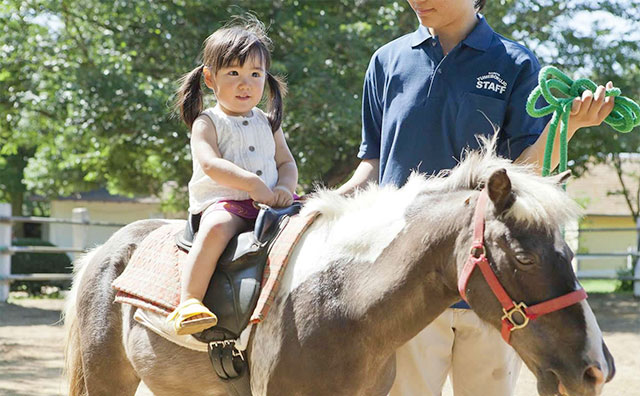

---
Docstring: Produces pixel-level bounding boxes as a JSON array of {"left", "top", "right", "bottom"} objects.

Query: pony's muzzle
[
  {"left": 583, "top": 365, "right": 605, "bottom": 387},
  {"left": 554, "top": 356, "right": 612, "bottom": 396}
]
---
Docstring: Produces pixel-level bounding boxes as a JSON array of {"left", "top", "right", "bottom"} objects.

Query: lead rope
[{"left": 526, "top": 65, "right": 640, "bottom": 176}]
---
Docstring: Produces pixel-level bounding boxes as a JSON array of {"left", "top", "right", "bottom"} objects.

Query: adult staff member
[{"left": 337, "top": 1, "right": 615, "bottom": 395}]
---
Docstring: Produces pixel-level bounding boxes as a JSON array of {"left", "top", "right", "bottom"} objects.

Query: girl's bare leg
[{"left": 180, "top": 210, "right": 248, "bottom": 316}]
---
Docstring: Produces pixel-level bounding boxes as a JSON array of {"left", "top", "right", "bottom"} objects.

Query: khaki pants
[{"left": 389, "top": 309, "right": 522, "bottom": 396}]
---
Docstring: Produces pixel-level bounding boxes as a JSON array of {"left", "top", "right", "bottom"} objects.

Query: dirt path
[{"left": 0, "top": 294, "right": 638, "bottom": 396}]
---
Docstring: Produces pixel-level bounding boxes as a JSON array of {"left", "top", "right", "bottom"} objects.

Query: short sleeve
[
  {"left": 357, "top": 55, "right": 383, "bottom": 160},
  {"left": 497, "top": 58, "right": 551, "bottom": 160}
]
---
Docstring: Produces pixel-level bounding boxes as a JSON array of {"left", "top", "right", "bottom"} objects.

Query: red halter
[{"left": 457, "top": 189, "right": 588, "bottom": 344}]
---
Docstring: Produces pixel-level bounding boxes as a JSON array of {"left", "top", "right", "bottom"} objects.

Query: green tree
[
  {"left": 1, "top": 0, "right": 639, "bottom": 215},
  {"left": 0, "top": 2, "right": 63, "bottom": 229}
]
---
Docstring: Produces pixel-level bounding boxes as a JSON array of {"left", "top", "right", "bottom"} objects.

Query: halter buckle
[
  {"left": 502, "top": 301, "right": 530, "bottom": 331},
  {"left": 469, "top": 244, "right": 486, "bottom": 258}
]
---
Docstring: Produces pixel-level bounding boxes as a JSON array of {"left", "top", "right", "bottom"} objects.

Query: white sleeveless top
[{"left": 188, "top": 105, "right": 278, "bottom": 214}]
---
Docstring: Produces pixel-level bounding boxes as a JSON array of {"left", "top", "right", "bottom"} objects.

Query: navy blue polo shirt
[
  {"left": 358, "top": 15, "right": 550, "bottom": 187},
  {"left": 358, "top": 16, "right": 550, "bottom": 309}
]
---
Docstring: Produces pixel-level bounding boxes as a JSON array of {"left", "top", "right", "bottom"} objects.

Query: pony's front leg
[{"left": 249, "top": 312, "right": 396, "bottom": 396}]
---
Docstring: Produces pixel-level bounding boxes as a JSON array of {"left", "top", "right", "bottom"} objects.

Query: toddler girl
[{"left": 168, "top": 17, "right": 298, "bottom": 335}]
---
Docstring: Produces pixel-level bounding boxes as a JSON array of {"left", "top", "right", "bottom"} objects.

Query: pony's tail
[{"left": 63, "top": 249, "right": 97, "bottom": 396}]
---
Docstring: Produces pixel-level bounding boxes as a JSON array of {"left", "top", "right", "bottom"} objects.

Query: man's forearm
[
  {"left": 516, "top": 120, "right": 579, "bottom": 174},
  {"left": 335, "top": 159, "right": 380, "bottom": 195}
]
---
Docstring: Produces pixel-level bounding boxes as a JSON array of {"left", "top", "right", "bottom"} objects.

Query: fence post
[
  {"left": 565, "top": 219, "right": 579, "bottom": 274},
  {"left": 72, "top": 208, "right": 89, "bottom": 261},
  {"left": 0, "top": 203, "right": 11, "bottom": 302},
  {"left": 635, "top": 217, "right": 640, "bottom": 298}
]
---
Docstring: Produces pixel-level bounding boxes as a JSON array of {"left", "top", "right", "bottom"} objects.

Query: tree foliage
[{"left": 1, "top": 0, "right": 639, "bottom": 215}]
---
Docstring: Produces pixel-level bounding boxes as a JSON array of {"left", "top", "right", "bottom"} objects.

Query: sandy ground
[{"left": 0, "top": 293, "right": 638, "bottom": 396}]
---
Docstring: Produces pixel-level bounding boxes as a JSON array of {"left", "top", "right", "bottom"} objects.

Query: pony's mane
[{"left": 302, "top": 135, "right": 581, "bottom": 230}]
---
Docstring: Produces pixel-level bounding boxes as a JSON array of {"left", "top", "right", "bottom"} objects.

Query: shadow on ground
[
  {"left": 587, "top": 293, "right": 639, "bottom": 333},
  {"left": 0, "top": 302, "right": 63, "bottom": 327}
]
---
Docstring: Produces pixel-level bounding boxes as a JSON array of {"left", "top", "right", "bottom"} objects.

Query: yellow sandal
[{"left": 166, "top": 298, "right": 218, "bottom": 335}]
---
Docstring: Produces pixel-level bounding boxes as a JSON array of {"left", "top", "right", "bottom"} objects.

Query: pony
[{"left": 64, "top": 138, "right": 614, "bottom": 396}]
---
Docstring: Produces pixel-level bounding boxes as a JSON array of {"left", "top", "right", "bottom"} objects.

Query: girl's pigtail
[
  {"left": 175, "top": 65, "right": 205, "bottom": 129},
  {"left": 266, "top": 72, "right": 288, "bottom": 133}
]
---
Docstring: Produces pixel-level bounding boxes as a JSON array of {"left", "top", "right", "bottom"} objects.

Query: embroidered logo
[{"left": 476, "top": 72, "right": 507, "bottom": 94}]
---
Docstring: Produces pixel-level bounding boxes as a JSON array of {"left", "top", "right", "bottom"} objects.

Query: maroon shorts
[
  {"left": 205, "top": 195, "right": 300, "bottom": 220},
  {"left": 205, "top": 199, "right": 260, "bottom": 220}
]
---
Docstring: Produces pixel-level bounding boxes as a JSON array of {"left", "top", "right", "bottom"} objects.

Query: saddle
[
  {"left": 176, "top": 202, "right": 302, "bottom": 340},
  {"left": 175, "top": 202, "right": 302, "bottom": 396}
]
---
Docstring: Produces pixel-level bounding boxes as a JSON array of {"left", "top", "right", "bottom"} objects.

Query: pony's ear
[
  {"left": 487, "top": 168, "right": 515, "bottom": 214},
  {"left": 549, "top": 170, "right": 571, "bottom": 186}
]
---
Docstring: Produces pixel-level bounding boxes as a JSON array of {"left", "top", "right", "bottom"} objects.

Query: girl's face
[
  {"left": 406, "top": 0, "right": 475, "bottom": 29},
  {"left": 205, "top": 56, "right": 266, "bottom": 117}
]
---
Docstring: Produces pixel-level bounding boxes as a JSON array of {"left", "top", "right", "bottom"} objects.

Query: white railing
[
  {"left": 575, "top": 220, "right": 640, "bottom": 297},
  {"left": 0, "top": 203, "right": 126, "bottom": 301},
  {"left": 2, "top": 202, "right": 640, "bottom": 301}
]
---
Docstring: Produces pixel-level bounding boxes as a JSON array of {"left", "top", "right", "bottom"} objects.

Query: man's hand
[{"left": 569, "top": 81, "right": 616, "bottom": 133}]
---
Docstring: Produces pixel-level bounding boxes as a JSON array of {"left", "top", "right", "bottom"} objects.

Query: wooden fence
[
  {"left": 0, "top": 203, "right": 126, "bottom": 301},
  {"left": 574, "top": 223, "right": 640, "bottom": 296},
  {"left": 1, "top": 202, "right": 640, "bottom": 301}
]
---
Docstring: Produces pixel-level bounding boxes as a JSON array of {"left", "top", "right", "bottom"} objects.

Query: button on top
[
  {"left": 242, "top": 120, "right": 249, "bottom": 126},
  {"left": 431, "top": 41, "right": 437, "bottom": 47},
  {"left": 249, "top": 146, "right": 255, "bottom": 152},
  {"left": 437, "top": 69, "right": 442, "bottom": 74},
  {"left": 256, "top": 170, "right": 263, "bottom": 176}
]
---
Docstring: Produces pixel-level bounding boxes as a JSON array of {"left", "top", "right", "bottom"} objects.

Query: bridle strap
[
  {"left": 457, "top": 189, "right": 489, "bottom": 301},
  {"left": 526, "top": 289, "right": 587, "bottom": 318},
  {"left": 457, "top": 188, "right": 588, "bottom": 344},
  {"left": 499, "top": 288, "right": 588, "bottom": 343}
]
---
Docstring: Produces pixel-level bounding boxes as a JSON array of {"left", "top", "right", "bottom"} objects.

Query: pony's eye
[{"left": 515, "top": 253, "right": 535, "bottom": 265}]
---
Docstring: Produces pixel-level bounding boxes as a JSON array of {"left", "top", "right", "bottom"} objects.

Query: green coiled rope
[{"left": 526, "top": 65, "right": 640, "bottom": 176}]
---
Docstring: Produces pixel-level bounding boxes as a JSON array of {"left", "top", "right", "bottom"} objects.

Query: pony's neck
[{"left": 345, "top": 190, "right": 473, "bottom": 354}]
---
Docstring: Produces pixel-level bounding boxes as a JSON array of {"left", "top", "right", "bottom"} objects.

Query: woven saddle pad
[
  {"left": 112, "top": 213, "right": 317, "bottom": 323},
  {"left": 112, "top": 222, "right": 184, "bottom": 316}
]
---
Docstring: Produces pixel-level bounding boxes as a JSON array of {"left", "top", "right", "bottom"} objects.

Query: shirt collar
[
  {"left": 410, "top": 24, "right": 432, "bottom": 48},
  {"left": 410, "top": 15, "right": 494, "bottom": 51},
  {"left": 462, "top": 15, "right": 493, "bottom": 51}
]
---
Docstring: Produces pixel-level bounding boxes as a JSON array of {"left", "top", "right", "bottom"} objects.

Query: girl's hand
[
  {"left": 569, "top": 81, "right": 616, "bottom": 133},
  {"left": 272, "top": 186, "right": 294, "bottom": 208},
  {"left": 249, "top": 178, "right": 276, "bottom": 206}
]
